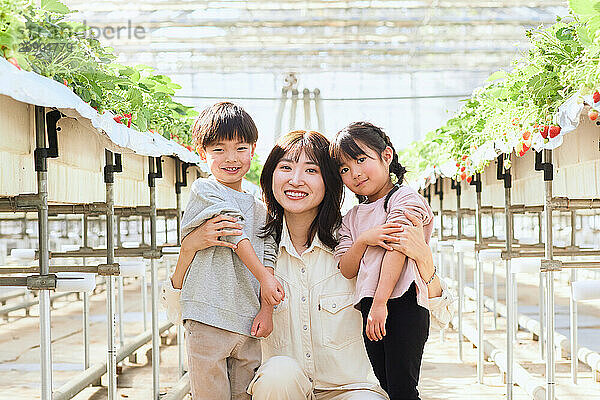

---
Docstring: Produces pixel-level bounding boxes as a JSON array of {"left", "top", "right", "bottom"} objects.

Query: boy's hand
[
  {"left": 358, "top": 223, "right": 404, "bottom": 251},
  {"left": 260, "top": 274, "right": 285, "bottom": 306},
  {"left": 251, "top": 306, "right": 274, "bottom": 338},
  {"left": 366, "top": 302, "right": 388, "bottom": 341}
]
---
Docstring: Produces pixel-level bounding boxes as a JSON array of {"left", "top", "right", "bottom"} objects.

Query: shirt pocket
[
  {"left": 319, "top": 293, "right": 362, "bottom": 350},
  {"left": 265, "top": 297, "right": 290, "bottom": 350}
]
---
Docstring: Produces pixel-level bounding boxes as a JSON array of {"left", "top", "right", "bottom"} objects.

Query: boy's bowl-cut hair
[{"left": 192, "top": 102, "right": 258, "bottom": 149}]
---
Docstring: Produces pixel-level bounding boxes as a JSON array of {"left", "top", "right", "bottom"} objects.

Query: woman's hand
[
  {"left": 357, "top": 223, "right": 404, "bottom": 251},
  {"left": 388, "top": 212, "right": 430, "bottom": 264},
  {"left": 181, "top": 215, "right": 243, "bottom": 252}
]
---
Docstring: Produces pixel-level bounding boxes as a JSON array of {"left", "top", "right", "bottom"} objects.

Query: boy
[{"left": 165, "top": 102, "right": 283, "bottom": 399}]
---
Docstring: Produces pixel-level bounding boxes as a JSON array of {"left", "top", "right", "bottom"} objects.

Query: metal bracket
[
  {"left": 104, "top": 151, "right": 123, "bottom": 184},
  {"left": 534, "top": 150, "right": 553, "bottom": 182},
  {"left": 98, "top": 263, "right": 121, "bottom": 276},
  {"left": 175, "top": 160, "right": 191, "bottom": 194},
  {"left": 148, "top": 156, "right": 163, "bottom": 188},
  {"left": 27, "top": 274, "right": 57, "bottom": 290},
  {"left": 34, "top": 109, "right": 61, "bottom": 172},
  {"left": 451, "top": 179, "right": 461, "bottom": 196},
  {"left": 541, "top": 259, "right": 562, "bottom": 272},
  {"left": 496, "top": 155, "right": 511, "bottom": 188},
  {"left": 143, "top": 250, "right": 163, "bottom": 259},
  {"left": 434, "top": 178, "right": 443, "bottom": 200},
  {"left": 469, "top": 172, "right": 482, "bottom": 193}
]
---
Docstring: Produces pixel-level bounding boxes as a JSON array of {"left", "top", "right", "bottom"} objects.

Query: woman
[{"left": 181, "top": 131, "right": 454, "bottom": 399}]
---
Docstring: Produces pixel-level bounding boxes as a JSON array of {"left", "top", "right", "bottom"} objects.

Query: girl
[{"left": 331, "top": 122, "right": 439, "bottom": 400}]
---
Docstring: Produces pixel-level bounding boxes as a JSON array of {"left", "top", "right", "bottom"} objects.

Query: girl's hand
[
  {"left": 251, "top": 305, "right": 274, "bottom": 337},
  {"left": 366, "top": 301, "right": 387, "bottom": 341},
  {"left": 260, "top": 274, "right": 285, "bottom": 306},
  {"left": 182, "top": 215, "right": 243, "bottom": 251},
  {"left": 358, "top": 223, "right": 404, "bottom": 251}
]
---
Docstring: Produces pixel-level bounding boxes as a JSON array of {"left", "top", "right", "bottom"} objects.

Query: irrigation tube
[
  {"left": 453, "top": 317, "right": 546, "bottom": 400},
  {"left": 162, "top": 373, "right": 191, "bottom": 400},
  {"left": 52, "top": 321, "right": 173, "bottom": 400}
]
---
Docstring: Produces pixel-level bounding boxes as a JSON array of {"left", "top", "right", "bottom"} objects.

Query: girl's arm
[
  {"left": 338, "top": 223, "right": 404, "bottom": 279},
  {"left": 366, "top": 249, "right": 406, "bottom": 341}
]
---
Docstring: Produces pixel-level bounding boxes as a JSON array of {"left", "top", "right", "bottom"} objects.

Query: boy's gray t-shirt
[{"left": 180, "top": 177, "right": 277, "bottom": 336}]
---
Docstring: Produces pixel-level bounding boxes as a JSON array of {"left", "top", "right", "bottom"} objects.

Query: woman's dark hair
[
  {"left": 330, "top": 121, "right": 407, "bottom": 204},
  {"left": 260, "top": 130, "right": 343, "bottom": 250}
]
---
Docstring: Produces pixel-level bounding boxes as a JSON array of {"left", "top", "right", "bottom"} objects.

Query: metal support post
[
  {"left": 454, "top": 180, "right": 464, "bottom": 362},
  {"left": 472, "top": 174, "right": 484, "bottom": 383},
  {"left": 569, "top": 211, "right": 578, "bottom": 384},
  {"left": 149, "top": 157, "right": 162, "bottom": 400}
]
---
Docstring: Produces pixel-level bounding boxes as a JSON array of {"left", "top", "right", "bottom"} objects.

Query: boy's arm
[
  {"left": 170, "top": 242, "right": 199, "bottom": 289},
  {"left": 236, "top": 239, "right": 284, "bottom": 305}
]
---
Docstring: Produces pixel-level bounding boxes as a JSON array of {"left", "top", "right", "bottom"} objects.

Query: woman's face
[{"left": 272, "top": 150, "right": 326, "bottom": 217}]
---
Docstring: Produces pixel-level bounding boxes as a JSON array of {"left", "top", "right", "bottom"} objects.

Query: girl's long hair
[
  {"left": 260, "top": 131, "right": 343, "bottom": 250},
  {"left": 330, "top": 121, "right": 407, "bottom": 204}
]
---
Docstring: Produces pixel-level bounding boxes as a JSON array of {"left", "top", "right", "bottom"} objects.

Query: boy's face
[{"left": 201, "top": 139, "right": 256, "bottom": 191}]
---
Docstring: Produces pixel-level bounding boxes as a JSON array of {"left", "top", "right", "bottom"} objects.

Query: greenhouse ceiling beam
[
  {"left": 64, "top": 0, "right": 566, "bottom": 12},
  {"left": 112, "top": 44, "right": 524, "bottom": 55},
  {"left": 117, "top": 37, "right": 530, "bottom": 46},
  {"left": 70, "top": 18, "right": 558, "bottom": 29},
  {"left": 115, "top": 53, "right": 511, "bottom": 73}
]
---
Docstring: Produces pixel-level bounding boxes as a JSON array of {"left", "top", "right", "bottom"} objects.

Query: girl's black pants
[{"left": 359, "top": 283, "right": 430, "bottom": 400}]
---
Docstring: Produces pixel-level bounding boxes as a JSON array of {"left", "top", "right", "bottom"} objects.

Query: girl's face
[
  {"left": 272, "top": 150, "right": 325, "bottom": 218},
  {"left": 338, "top": 142, "right": 393, "bottom": 201}
]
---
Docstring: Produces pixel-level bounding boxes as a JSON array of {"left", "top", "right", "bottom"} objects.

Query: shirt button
[
  {"left": 306, "top": 353, "right": 311, "bottom": 358},
  {"left": 332, "top": 303, "right": 336, "bottom": 308},
  {"left": 301, "top": 296, "right": 306, "bottom": 302},
  {"left": 301, "top": 268, "right": 306, "bottom": 273},
  {"left": 309, "top": 377, "right": 313, "bottom": 383},
  {"left": 303, "top": 324, "right": 308, "bottom": 330}
]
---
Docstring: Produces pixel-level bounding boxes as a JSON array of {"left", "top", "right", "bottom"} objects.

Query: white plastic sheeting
[{"left": 0, "top": 58, "right": 203, "bottom": 167}]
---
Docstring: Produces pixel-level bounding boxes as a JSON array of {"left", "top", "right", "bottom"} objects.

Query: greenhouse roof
[{"left": 64, "top": 0, "right": 569, "bottom": 73}]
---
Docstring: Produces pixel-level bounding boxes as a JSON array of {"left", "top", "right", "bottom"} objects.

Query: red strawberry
[
  {"left": 593, "top": 91, "right": 600, "bottom": 103},
  {"left": 519, "top": 150, "right": 525, "bottom": 157},
  {"left": 113, "top": 115, "right": 122, "bottom": 124},
  {"left": 460, "top": 172, "right": 466, "bottom": 181},
  {"left": 455, "top": 162, "right": 460, "bottom": 168},
  {"left": 589, "top": 110, "right": 598, "bottom": 121},
  {"left": 63, "top": 79, "right": 68, "bottom": 86},
  {"left": 461, "top": 155, "right": 467, "bottom": 161},
  {"left": 460, "top": 166, "right": 465, "bottom": 172},
  {"left": 540, "top": 125, "right": 549, "bottom": 139},
  {"left": 7, "top": 57, "right": 21, "bottom": 70},
  {"left": 522, "top": 131, "right": 531, "bottom": 140},
  {"left": 548, "top": 125, "right": 561, "bottom": 138},
  {"left": 466, "top": 176, "right": 472, "bottom": 183}
]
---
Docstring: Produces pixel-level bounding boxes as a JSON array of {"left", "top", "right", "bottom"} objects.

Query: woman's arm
[
  {"left": 170, "top": 215, "right": 243, "bottom": 289},
  {"left": 389, "top": 212, "right": 442, "bottom": 298}
]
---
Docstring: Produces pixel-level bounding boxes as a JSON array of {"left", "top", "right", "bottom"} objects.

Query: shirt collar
[{"left": 279, "top": 216, "right": 333, "bottom": 259}]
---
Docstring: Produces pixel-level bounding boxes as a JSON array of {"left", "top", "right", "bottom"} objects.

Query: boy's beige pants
[{"left": 184, "top": 319, "right": 261, "bottom": 400}]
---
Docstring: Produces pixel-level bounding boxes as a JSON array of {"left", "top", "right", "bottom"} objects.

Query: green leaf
[
  {"left": 41, "top": 0, "right": 71, "bottom": 14},
  {"left": 570, "top": 0, "right": 600, "bottom": 17},
  {"left": 485, "top": 70, "right": 507, "bottom": 82}
]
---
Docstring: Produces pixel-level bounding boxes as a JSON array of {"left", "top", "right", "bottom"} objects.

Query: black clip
[
  {"left": 469, "top": 172, "right": 482, "bottom": 193},
  {"left": 451, "top": 179, "right": 461, "bottom": 196},
  {"left": 434, "top": 178, "right": 444, "bottom": 201},
  {"left": 496, "top": 155, "right": 512, "bottom": 188},
  {"left": 534, "top": 151, "right": 553, "bottom": 181},
  {"left": 148, "top": 156, "right": 163, "bottom": 187},
  {"left": 34, "top": 109, "right": 61, "bottom": 172},
  {"left": 104, "top": 151, "right": 123, "bottom": 184},
  {"left": 175, "top": 160, "right": 192, "bottom": 194}
]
